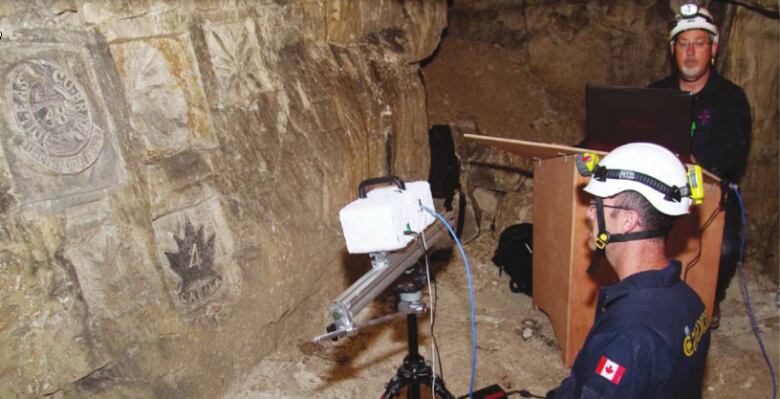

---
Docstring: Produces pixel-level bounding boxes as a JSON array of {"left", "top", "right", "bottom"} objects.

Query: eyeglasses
[
  {"left": 675, "top": 39, "right": 712, "bottom": 50},
  {"left": 588, "top": 201, "right": 633, "bottom": 212}
]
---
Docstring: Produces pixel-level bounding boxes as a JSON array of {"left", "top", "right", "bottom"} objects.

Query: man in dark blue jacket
[
  {"left": 548, "top": 143, "right": 711, "bottom": 398},
  {"left": 649, "top": 4, "right": 751, "bottom": 328}
]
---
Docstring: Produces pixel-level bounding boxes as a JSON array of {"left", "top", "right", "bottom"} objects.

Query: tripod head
[{"left": 395, "top": 278, "right": 426, "bottom": 314}]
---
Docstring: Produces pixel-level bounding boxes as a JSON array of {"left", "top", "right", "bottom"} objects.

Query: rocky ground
[{"left": 224, "top": 232, "right": 779, "bottom": 399}]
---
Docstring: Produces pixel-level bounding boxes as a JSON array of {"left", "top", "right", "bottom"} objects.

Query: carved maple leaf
[{"left": 165, "top": 217, "right": 218, "bottom": 294}]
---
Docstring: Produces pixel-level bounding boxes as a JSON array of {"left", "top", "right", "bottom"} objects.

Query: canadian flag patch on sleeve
[{"left": 595, "top": 355, "right": 626, "bottom": 384}]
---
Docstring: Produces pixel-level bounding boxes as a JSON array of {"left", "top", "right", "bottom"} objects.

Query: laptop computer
[{"left": 585, "top": 84, "right": 693, "bottom": 161}]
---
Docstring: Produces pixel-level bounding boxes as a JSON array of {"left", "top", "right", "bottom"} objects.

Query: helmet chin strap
[{"left": 586, "top": 197, "right": 670, "bottom": 275}]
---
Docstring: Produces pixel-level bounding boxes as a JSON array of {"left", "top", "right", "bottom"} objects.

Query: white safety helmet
[
  {"left": 670, "top": 4, "right": 719, "bottom": 44},
  {"left": 584, "top": 143, "right": 692, "bottom": 216}
]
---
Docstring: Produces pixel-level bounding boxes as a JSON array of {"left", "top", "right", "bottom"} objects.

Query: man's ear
[
  {"left": 670, "top": 41, "right": 675, "bottom": 56},
  {"left": 711, "top": 41, "right": 719, "bottom": 58},
  {"left": 623, "top": 209, "right": 642, "bottom": 233}
]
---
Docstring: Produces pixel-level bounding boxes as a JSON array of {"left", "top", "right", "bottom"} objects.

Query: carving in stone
[
  {"left": 152, "top": 196, "right": 239, "bottom": 312},
  {"left": 120, "top": 41, "right": 190, "bottom": 150},
  {"left": 62, "top": 217, "right": 164, "bottom": 320},
  {"left": 165, "top": 217, "right": 223, "bottom": 305},
  {"left": 8, "top": 60, "right": 104, "bottom": 174},
  {"left": 68, "top": 227, "right": 128, "bottom": 309},
  {"left": 205, "top": 19, "right": 269, "bottom": 108}
]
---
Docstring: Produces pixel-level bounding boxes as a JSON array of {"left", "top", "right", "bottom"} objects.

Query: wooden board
[
  {"left": 532, "top": 156, "right": 578, "bottom": 357},
  {"left": 567, "top": 174, "right": 618, "bottom": 364},
  {"left": 463, "top": 133, "right": 720, "bottom": 181},
  {"left": 667, "top": 181, "right": 724, "bottom": 319},
  {"left": 533, "top": 158, "right": 618, "bottom": 366},
  {"left": 463, "top": 134, "right": 604, "bottom": 160}
]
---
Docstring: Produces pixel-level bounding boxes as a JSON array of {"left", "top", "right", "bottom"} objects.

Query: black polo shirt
[{"left": 649, "top": 69, "right": 751, "bottom": 182}]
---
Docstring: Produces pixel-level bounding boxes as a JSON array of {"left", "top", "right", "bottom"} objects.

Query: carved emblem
[
  {"left": 122, "top": 42, "right": 190, "bottom": 150},
  {"left": 165, "top": 218, "right": 222, "bottom": 304},
  {"left": 8, "top": 60, "right": 104, "bottom": 174},
  {"left": 206, "top": 20, "right": 268, "bottom": 107}
]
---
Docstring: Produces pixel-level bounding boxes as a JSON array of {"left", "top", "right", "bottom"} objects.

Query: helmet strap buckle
[{"left": 595, "top": 234, "right": 609, "bottom": 250}]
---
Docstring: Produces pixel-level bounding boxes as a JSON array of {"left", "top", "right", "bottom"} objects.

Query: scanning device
[{"left": 314, "top": 176, "right": 453, "bottom": 342}]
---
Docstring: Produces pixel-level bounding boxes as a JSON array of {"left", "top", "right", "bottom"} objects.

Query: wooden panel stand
[{"left": 465, "top": 134, "right": 724, "bottom": 367}]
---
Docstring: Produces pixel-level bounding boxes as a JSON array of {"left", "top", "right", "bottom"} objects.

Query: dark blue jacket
[{"left": 550, "top": 261, "right": 711, "bottom": 398}]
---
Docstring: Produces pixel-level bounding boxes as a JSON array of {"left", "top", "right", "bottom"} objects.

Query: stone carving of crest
[
  {"left": 205, "top": 19, "right": 272, "bottom": 108},
  {"left": 165, "top": 217, "right": 223, "bottom": 305},
  {"left": 8, "top": 60, "right": 104, "bottom": 174},
  {"left": 122, "top": 42, "right": 190, "bottom": 150},
  {"left": 152, "top": 196, "right": 240, "bottom": 314}
]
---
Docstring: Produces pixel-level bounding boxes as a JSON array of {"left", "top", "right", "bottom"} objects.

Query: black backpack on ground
[{"left": 491, "top": 223, "right": 533, "bottom": 296}]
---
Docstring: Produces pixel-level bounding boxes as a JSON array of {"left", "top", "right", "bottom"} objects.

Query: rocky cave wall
[
  {"left": 0, "top": 1, "right": 446, "bottom": 397},
  {"left": 423, "top": 0, "right": 779, "bottom": 279}
]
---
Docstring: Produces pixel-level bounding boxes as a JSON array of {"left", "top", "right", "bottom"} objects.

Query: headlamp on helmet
[
  {"left": 680, "top": 3, "right": 699, "bottom": 17},
  {"left": 581, "top": 143, "right": 699, "bottom": 216},
  {"left": 670, "top": 3, "right": 719, "bottom": 44}
]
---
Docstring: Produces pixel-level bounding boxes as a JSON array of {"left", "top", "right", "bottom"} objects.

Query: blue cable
[
  {"left": 422, "top": 205, "right": 478, "bottom": 399},
  {"left": 731, "top": 184, "right": 777, "bottom": 399}
]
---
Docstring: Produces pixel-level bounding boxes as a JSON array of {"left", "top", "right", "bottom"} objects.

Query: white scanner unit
[{"left": 339, "top": 178, "right": 435, "bottom": 254}]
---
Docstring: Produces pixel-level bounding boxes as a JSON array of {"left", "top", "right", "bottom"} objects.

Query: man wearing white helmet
[
  {"left": 547, "top": 143, "right": 710, "bottom": 398},
  {"left": 649, "top": 3, "right": 751, "bottom": 329}
]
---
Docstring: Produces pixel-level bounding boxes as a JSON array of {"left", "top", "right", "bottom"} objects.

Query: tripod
[{"left": 380, "top": 281, "right": 455, "bottom": 399}]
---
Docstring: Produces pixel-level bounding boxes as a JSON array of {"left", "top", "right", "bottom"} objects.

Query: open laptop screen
[{"left": 585, "top": 84, "right": 693, "bottom": 162}]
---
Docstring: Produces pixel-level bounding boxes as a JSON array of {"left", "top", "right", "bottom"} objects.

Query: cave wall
[
  {"left": 424, "top": 0, "right": 779, "bottom": 278},
  {"left": 0, "top": 1, "right": 446, "bottom": 397},
  {"left": 718, "top": 1, "right": 780, "bottom": 281}
]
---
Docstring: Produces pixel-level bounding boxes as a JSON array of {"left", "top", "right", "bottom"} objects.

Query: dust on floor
[{"left": 224, "top": 233, "right": 779, "bottom": 399}]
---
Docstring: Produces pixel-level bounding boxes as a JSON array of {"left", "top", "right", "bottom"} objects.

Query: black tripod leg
[
  {"left": 430, "top": 374, "right": 456, "bottom": 399},
  {"left": 417, "top": 373, "right": 455, "bottom": 399},
  {"left": 381, "top": 375, "right": 404, "bottom": 399}
]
